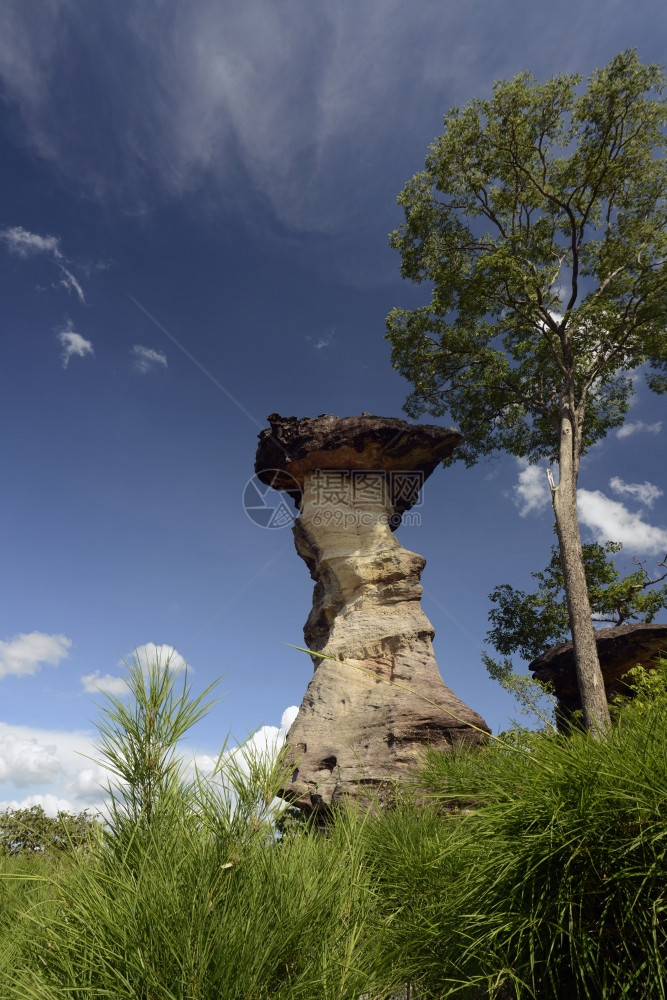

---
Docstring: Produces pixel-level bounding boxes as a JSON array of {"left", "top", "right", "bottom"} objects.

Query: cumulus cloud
[
  {"left": 242, "top": 705, "right": 298, "bottom": 759},
  {"left": 510, "top": 464, "right": 667, "bottom": 555},
  {"left": 205, "top": 705, "right": 299, "bottom": 785},
  {"left": 80, "top": 672, "right": 129, "bottom": 696},
  {"left": 0, "top": 631, "right": 71, "bottom": 679},
  {"left": 0, "top": 704, "right": 299, "bottom": 817},
  {"left": 609, "top": 477, "right": 664, "bottom": 509},
  {"left": 79, "top": 643, "right": 189, "bottom": 699},
  {"left": 512, "top": 460, "right": 552, "bottom": 517},
  {"left": 0, "top": 722, "right": 107, "bottom": 814},
  {"left": 616, "top": 420, "right": 662, "bottom": 439},
  {"left": 132, "top": 344, "right": 167, "bottom": 373},
  {"left": 0, "top": 793, "right": 80, "bottom": 817},
  {"left": 130, "top": 642, "right": 189, "bottom": 673},
  {"left": 0, "top": 224, "right": 86, "bottom": 302},
  {"left": 57, "top": 321, "right": 94, "bottom": 367},
  {"left": 0, "top": 730, "right": 62, "bottom": 786},
  {"left": 578, "top": 490, "right": 667, "bottom": 555}
]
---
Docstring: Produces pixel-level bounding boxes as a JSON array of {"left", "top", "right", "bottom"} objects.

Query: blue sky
[{"left": 1, "top": 0, "right": 666, "bottom": 814}]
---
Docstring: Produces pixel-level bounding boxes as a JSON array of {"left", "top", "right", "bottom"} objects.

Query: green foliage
[
  {"left": 0, "top": 805, "right": 100, "bottom": 856},
  {"left": 482, "top": 651, "right": 556, "bottom": 729},
  {"left": 0, "top": 658, "right": 376, "bottom": 999},
  {"left": 3, "top": 653, "right": 667, "bottom": 998},
  {"left": 386, "top": 49, "right": 667, "bottom": 465},
  {"left": 487, "top": 541, "right": 667, "bottom": 661},
  {"left": 612, "top": 657, "right": 667, "bottom": 719},
  {"left": 95, "top": 650, "right": 219, "bottom": 833},
  {"left": 369, "top": 690, "right": 667, "bottom": 998}
]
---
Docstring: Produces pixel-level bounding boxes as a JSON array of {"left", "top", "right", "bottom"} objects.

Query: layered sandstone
[
  {"left": 530, "top": 622, "right": 667, "bottom": 725},
  {"left": 255, "top": 413, "right": 490, "bottom": 813}
]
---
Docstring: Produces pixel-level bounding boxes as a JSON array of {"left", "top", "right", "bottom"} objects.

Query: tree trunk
[{"left": 552, "top": 414, "right": 612, "bottom": 734}]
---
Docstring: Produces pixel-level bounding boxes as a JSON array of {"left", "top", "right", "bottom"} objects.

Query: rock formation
[
  {"left": 255, "top": 413, "right": 490, "bottom": 814},
  {"left": 530, "top": 622, "right": 667, "bottom": 725}
]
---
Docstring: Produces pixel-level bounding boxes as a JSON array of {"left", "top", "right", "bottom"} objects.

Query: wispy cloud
[
  {"left": 615, "top": 420, "right": 662, "bottom": 439},
  {"left": 0, "top": 2, "right": 616, "bottom": 240},
  {"left": 57, "top": 320, "right": 94, "bottom": 368},
  {"left": 0, "top": 224, "right": 86, "bottom": 302},
  {"left": 306, "top": 327, "right": 335, "bottom": 351},
  {"left": 0, "top": 226, "right": 60, "bottom": 257},
  {"left": 609, "top": 477, "right": 664, "bottom": 509},
  {"left": 131, "top": 344, "right": 167, "bottom": 373},
  {"left": 57, "top": 264, "right": 85, "bottom": 302},
  {"left": 0, "top": 632, "right": 71, "bottom": 680},
  {"left": 512, "top": 460, "right": 552, "bottom": 517}
]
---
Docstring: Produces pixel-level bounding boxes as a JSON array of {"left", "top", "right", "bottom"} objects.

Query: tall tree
[
  {"left": 386, "top": 50, "right": 667, "bottom": 732},
  {"left": 487, "top": 542, "right": 667, "bottom": 661}
]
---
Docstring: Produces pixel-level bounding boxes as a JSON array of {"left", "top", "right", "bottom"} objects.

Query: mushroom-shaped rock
[
  {"left": 530, "top": 622, "right": 667, "bottom": 725},
  {"left": 255, "top": 413, "right": 490, "bottom": 814}
]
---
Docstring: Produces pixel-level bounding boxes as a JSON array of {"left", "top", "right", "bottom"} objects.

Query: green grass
[{"left": 1, "top": 660, "right": 666, "bottom": 998}]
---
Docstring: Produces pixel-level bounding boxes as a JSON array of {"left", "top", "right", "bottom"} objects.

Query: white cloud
[
  {"left": 58, "top": 321, "right": 94, "bottom": 368},
  {"left": 130, "top": 642, "right": 189, "bottom": 674},
  {"left": 512, "top": 460, "right": 552, "bottom": 517},
  {"left": 64, "top": 763, "right": 110, "bottom": 798},
  {"left": 0, "top": 704, "right": 299, "bottom": 817},
  {"left": 0, "top": 793, "right": 80, "bottom": 817},
  {"left": 57, "top": 263, "right": 86, "bottom": 303},
  {"left": 80, "top": 672, "right": 129, "bottom": 696},
  {"left": 0, "top": 1, "right": 604, "bottom": 241},
  {"left": 210, "top": 705, "right": 299, "bottom": 786},
  {"left": 0, "top": 225, "right": 86, "bottom": 302},
  {"left": 0, "top": 730, "right": 62, "bottom": 786},
  {"left": 616, "top": 420, "right": 662, "bottom": 439},
  {"left": 0, "top": 631, "right": 71, "bottom": 679},
  {"left": 242, "top": 704, "right": 298, "bottom": 758},
  {"left": 609, "top": 477, "right": 664, "bottom": 509},
  {"left": 0, "top": 225, "right": 60, "bottom": 257},
  {"left": 306, "top": 328, "right": 335, "bottom": 351},
  {"left": 79, "top": 643, "right": 189, "bottom": 699},
  {"left": 578, "top": 490, "right": 667, "bottom": 555},
  {"left": 0, "top": 722, "right": 106, "bottom": 813},
  {"left": 132, "top": 344, "right": 167, "bottom": 373}
]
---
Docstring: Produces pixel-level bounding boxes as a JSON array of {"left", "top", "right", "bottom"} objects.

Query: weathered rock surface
[
  {"left": 255, "top": 413, "right": 490, "bottom": 814},
  {"left": 530, "top": 622, "right": 667, "bottom": 724}
]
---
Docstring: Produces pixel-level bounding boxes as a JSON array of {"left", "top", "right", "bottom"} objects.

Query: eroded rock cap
[
  {"left": 255, "top": 412, "right": 462, "bottom": 513},
  {"left": 530, "top": 622, "right": 667, "bottom": 700}
]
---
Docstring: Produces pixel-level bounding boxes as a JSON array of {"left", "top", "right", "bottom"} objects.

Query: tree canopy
[
  {"left": 387, "top": 49, "right": 667, "bottom": 466},
  {"left": 0, "top": 805, "right": 99, "bottom": 856},
  {"left": 487, "top": 542, "right": 667, "bottom": 662},
  {"left": 386, "top": 50, "right": 667, "bottom": 732}
]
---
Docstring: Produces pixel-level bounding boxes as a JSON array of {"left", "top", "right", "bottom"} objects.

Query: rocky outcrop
[
  {"left": 530, "top": 622, "right": 667, "bottom": 725},
  {"left": 255, "top": 413, "right": 490, "bottom": 814}
]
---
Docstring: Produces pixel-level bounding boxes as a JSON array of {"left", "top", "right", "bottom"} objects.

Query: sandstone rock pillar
[{"left": 255, "top": 413, "right": 489, "bottom": 813}]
